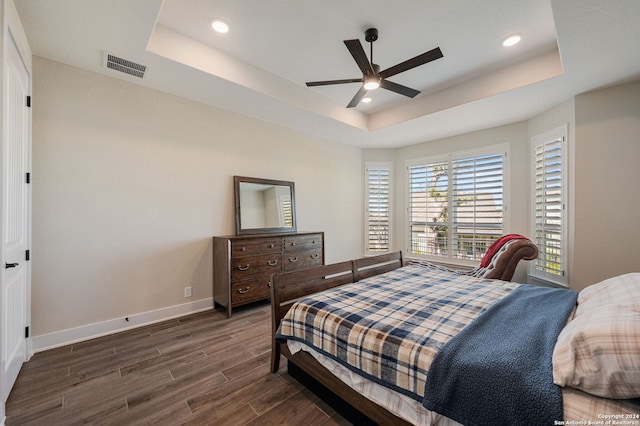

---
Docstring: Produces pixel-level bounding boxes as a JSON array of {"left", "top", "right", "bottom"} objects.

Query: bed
[{"left": 271, "top": 251, "right": 640, "bottom": 425}]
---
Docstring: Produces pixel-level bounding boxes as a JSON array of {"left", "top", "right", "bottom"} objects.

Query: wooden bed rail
[
  {"left": 270, "top": 251, "right": 404, "bottom": 373},
  {"left": 353, "top": 250, "right": 404, "bottom": 281}
]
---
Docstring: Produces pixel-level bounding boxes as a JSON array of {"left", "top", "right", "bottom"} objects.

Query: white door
[{"left": 1, "top": 31, "right": 31, "bottom": 402}]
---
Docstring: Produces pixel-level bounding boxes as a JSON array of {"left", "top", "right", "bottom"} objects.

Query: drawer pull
[
  {"left": 288, "top": 256, "right": 299, "bottom": 263},
  {"left": 237, "top": 264, "right": 250, "bottom": 271},
  {"left": 237, "top": 287, "right": 251, "bottom": 294},
  {"left": 240, "top": 246, "right": 247, "bottom": 252},
  {"left": 269, "top": 243, "right": 275, "bottom": 248},
  {"left": 268, "top": 283, "right": 272, "bottom": 288},
  {"left": 311, "top": 253, "right": 320, "bottom": 259},
  {"left": 267, "top": 259, "right": 278, "bottom": 266},
  {"left": 290, "top": 242, "right": 296, "bottom": 246}
]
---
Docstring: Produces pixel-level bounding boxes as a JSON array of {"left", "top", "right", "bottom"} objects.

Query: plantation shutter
[
  {"left": 407, "top": 146, "right": 506, "bottom": 262},
  {"left": 408, "top": 160, "right": 449, "bottom": 256},
  {"left": 365, "top": 163, "right": 391, "bottom": 253},
  {"left": 451, "top": 153, "right": 504, "bottom": 260},
  {"left": 533, "top": 129, "right": 566, "bottom": 282},
  {"left": 281, "top": 197, "right": 293, "bottom": 227}
]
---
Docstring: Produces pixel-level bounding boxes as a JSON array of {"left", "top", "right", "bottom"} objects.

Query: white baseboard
[{"left": 30, "top": 298, "right": 214, "bottom": 353}]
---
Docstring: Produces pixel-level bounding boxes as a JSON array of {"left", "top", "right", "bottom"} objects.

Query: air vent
[{"left": 103, "top": 52, "right": 147, "bottom": 78}]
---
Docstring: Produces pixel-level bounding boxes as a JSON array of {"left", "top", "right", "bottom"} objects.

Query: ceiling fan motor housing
[{"left": 365, "top": 28, "right": 378, "bottom": 43}]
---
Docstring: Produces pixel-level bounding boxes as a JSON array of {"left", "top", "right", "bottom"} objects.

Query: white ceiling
[{"left": 14, "top": 0, "right": 640, "bottom": 148}]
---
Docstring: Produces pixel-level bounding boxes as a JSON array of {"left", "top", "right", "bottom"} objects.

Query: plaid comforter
[{"left": 275, "top": 264, "right": 519, "bottom": 400}]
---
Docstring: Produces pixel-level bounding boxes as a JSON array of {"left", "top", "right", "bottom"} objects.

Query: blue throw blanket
[{"left": 423, "top": 285, "right": 577, "bottom": 426}]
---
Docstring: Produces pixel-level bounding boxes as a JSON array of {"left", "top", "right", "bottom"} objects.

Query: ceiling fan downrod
[{"left": 365, "top": 28, "right": 378, "bottom": 69}]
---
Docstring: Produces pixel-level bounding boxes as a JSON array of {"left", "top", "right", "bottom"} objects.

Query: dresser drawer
[
  {"left": 231, "top": 253, "right": 282, "bottom": 281},
  {"left": 231, "top": 238, "right": 281, "bottom": 257},
  {"left": 284, "top": 248, "right": 323, "bottom": 271},
  {"left": 214, "top": 232, "right": 324, "bottom": 318},
  {"left": 231, "top": 277, "right": 271, "bottom": 305},
  {"left": 283, "top": 233, "right": 323, "bottom": 252}
]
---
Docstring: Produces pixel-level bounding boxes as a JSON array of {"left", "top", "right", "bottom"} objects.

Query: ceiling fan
[{"left": 306, "top": 28, "right": 443, "bottom": 108}]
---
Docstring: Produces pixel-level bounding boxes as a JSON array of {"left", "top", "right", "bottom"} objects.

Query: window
[
  {"left": 531, "top": 125, "right": 567, "bottom": 285},
  {"left": 407, "top": 146, "right": 507, "bottom": 264},
  {"left": 365, "top": 162, "right": 392, "bottom": 253},
  {"left": 280, "top": 196, "right": 293, "bottom": 227}
]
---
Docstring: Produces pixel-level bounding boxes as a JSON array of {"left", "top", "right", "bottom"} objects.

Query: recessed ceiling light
[
  {"left": 211, "top": 19, "right": 229, "bottom": 34},
  {"left": 502, "top": 34, "right": 521, "bottom": 47},
  {"left": 362, "top": 97, "right": 372, "bottom": 103}
]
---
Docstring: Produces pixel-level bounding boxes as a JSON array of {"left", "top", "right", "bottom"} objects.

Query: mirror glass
[{"left": 234, "top": 176, "right": 296, "bottom": 235}]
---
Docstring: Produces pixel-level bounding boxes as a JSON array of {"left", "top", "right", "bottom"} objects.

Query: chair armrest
[{"left": 482, "top": 239, "right": 538, "bottom": 281}]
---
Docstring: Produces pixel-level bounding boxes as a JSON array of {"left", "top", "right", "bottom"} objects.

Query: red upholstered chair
[
  {"left": 407, "top": 235, "right": 539, "bottom": 282},
  {"left": 466, "top": 235, "right": 539, "bottom": 281}
]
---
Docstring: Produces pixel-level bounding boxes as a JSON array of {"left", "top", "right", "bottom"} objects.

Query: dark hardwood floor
[{"left": 5, "top": 303, "right": 352, "bottom": 425}]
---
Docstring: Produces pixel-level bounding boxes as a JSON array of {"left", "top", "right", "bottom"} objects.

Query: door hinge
[
  {"left": 26, "top": 172, "right": 31, "bottom": 184},
  {"left": 26, "top": 96, "right": 31, "bottom": 108},
  {"left": 26, "top": 249, "right": 30, "bottom": 261},
  {"left": 25, "top": 326, "right": 29, "bottom": 338}
]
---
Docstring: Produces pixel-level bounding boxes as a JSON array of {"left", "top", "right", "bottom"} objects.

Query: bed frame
[{"left": 270, "top": 251, "right": 413, "bottom": 426}]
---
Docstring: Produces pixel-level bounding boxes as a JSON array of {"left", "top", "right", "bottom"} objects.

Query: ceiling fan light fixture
[
  {"left": 363, "top": 76, "right": 380, "bottom": 90},
  {"left": 211, "top": 18, "right": 229, "bottom": 34}
]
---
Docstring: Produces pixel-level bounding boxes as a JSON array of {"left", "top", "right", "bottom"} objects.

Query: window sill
[
  {"left": 405, "top": 256, "right": 477, "bottom": 272},
  {"left": 527, "top": 274, "right": 568, "bottom": 289}
]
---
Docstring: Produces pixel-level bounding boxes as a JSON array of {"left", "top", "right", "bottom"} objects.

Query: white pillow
[
  {"left": 552, "top": 273, "right": 640, "bottom": 399},
  {"left": 577, "top": 273, "right": 640, "bottom": 312}
]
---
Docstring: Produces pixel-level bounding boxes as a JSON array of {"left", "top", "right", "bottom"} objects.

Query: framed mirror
[{"left": 234, "top": 176, "right": 296, "bottom": 235}]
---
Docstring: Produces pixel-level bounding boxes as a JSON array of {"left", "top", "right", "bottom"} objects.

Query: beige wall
[
  {"left": 32, "top": 57, "right": 363, "bottom": 336},
  {"left": 364, "top": 121, "right": 532, "bottom": 283},
  {"left": 31, "top": 54, "right": 640, "bottom": 338},
  {"left": 364, "top": 80, "right": 640, "bottom": 292},
  {"left": 572, "top": 80, "right": 640, "bottom": 291}
]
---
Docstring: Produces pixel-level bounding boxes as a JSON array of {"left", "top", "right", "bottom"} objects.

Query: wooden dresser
[{"left": 213, "top": 232, "right": 324, "bottom": 317}]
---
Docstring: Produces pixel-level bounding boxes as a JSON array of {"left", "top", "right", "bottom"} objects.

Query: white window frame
[
  {"left": 530, "top": 125, "right": 568, "bottom": 286},
  {"left": 406, "top": 144, "right": 509, "bottom": 266},
  {"left": 365, "top": 162, "right": 392, "bottom": 255}
]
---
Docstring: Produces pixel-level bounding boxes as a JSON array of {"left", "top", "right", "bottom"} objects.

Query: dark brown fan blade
[
  {"left": 306, "top": 78, "right": 362, "bottom": 87},
  {"left": 346, "top": 86, "right": 368, "bottom": 108},
  {"left": 378, "top": 47, "right": 443, "bottom": 79},
  {"left": 344, "top": 39, "right": 375, "bottom": 77},
  {"left": 380, "top": 79, "right": 420, "bottom": 98}
]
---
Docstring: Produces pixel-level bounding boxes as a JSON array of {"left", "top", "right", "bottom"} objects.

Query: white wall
[{"left": 31, "top": 57, "right": 363, "bottom": 340}]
